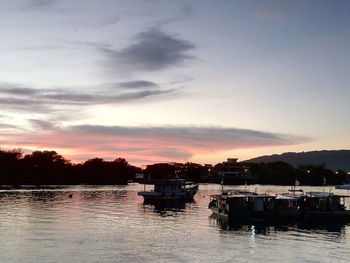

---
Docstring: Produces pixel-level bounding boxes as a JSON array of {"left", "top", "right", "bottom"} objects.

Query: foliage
[
  {"left": 0, "top": 148, "right": 346, "bottom": 186},
  {"left": 0, "top": 149, "right": 138, "bottom": 185}
]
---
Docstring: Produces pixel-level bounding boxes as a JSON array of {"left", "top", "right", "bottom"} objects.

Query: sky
[{"left": 1, "top": 0, "right": 350, "bottom": 165}]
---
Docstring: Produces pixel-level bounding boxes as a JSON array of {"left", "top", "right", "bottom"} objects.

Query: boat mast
[
  {"left": 221, "top": 174, "right": 224, "bottom": 193},
  {"left": 323, "top": 176, "right": 326, "bottom": 194}
]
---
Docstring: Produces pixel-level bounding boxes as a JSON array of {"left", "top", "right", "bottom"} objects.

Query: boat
[
  {"left": 209, "top": 188, "right": 350, "bottom": 224},
  {"left": 138, "top": 178, "right": 198, "bottom": 204},
  {"left": 299, "top": 191, "right": 350, "bottom": 221},
  {"left": 209, "top": 190, "right": 276, "bottom": 223},
  {"left": 271, "top": 188, "right": 305, "bottom": 221}
]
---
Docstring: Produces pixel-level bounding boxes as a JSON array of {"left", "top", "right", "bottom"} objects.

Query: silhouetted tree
[
  {"left": 247, "top": 161, "right": 299, "bottom": 185},
  {"left": 77, "top": 158, "right": 130, "bottom": 184},
  {"left": 0, "top": 148, "right": 23, "bottom": 184},
  {"left": 20, "top": 151, "right": 71, "bottom": 184},
  {"left": 180, "top": 162, "right": 207, "bottom": 182}
]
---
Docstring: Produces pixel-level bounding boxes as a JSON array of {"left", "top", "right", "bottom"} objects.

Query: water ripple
[{"left": 1, "top": 185, "right": 350, "bottom": 263}]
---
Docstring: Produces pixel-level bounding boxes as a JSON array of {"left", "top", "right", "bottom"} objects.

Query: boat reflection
[
  {"left": 209, "top": 213, "right": 348, "bottom": 235},
  {"left": 142, "top": 200, "right": 196, "bottom": 215}
]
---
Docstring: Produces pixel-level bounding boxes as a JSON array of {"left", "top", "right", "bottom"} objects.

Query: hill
[{"left": 245, "top": 150, "right": 350, "bottom": 171}]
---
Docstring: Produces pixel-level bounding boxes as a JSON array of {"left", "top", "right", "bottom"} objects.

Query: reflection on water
[
  {"left": 0, "top": 184, "right": 350, "bottom": 263},
  {"left": 142, "top": 200, "right": 194, "bottom": 214},
  {"left": 210, "top": 213, "right": 347, "bottom": 236}
]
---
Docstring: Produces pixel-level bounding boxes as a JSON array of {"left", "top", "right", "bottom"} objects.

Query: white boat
[{"left": 138, "top": 178, "right": 198, "bottom": 204}]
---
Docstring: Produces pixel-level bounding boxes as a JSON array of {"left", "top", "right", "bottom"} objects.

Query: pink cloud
[{"left": 1, "top": 125, "right": 309, "bottom": 165}]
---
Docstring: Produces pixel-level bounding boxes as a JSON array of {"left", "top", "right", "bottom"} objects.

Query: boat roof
[
  {"left": 305, "top": 191, "right": 350, "bottom": 198},
  {"left": 140, "top": 178, "right": 195, "bottom": 185},
  {"left": 275, "top": 194, "right": 301, "bottom": 200},
  {"left": 228, "top": 194, "right": 274, "bottom": 198},
  {"left": 224, "top": 192, "right": 275, "bottom": 198}
]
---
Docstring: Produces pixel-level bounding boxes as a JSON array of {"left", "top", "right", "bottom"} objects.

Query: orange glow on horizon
[{"left": 1, "top": 129, "right": 311, "bottom": 166}]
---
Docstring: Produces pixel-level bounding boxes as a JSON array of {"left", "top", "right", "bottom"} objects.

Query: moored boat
[
  {"left": 138, "top": 178, "right": 198, "bottom": 204},
  {"left": 209, "top": 191, "right": 276, "bottom": 223},
  {"left": 209, "top": 188, "right": 350, "bottom": 224},
  {"left": 273, "top": 189, "right": 304, "bottom": 221},
  {"left": 300, "top": 191, "right": 350, "bottom": 221}
]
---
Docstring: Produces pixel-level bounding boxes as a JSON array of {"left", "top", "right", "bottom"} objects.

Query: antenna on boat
[
  {"left": 244, "top": 180, "right": 247, "bottom": 193},
  {"left": 294, "top": 178, "right": 300, "bottom": 195},
  {"left": 221, "top": 174, "right": 224, "bottom": 193}
]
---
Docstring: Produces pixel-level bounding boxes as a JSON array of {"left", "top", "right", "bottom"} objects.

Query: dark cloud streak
[
  {"left": 29, "top": 119, "right": 56, "bottom": 130},
  {"left": 101, "top": 29, "right": 195, "bottom": 72},
  {"left": 0, "top": 81, "right": 176, "bottom": 113},
  {"left": 68, "top": 125, "right": 309, "bottom": 148},
  {"left": 23, "top": 0, "right": 57, "bottom": 10},
  {"left": 0, "top": 123, "right": 19, "bottom": 130},
  {"left": 119, "top": 80, "right": 158, "bottom": 89}
]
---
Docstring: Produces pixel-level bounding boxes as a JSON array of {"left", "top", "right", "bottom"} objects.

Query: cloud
[
  {"left": 75, "top": 16, "right": 120, "bottom": 28},
  {"left": 0, "top": 81, "right": 175, "bottom": 113},
  {"left": 2, "top": 124, "right": 309, "bottom": 165},
  {"left": 1, "top": 88, "right": 37, "bottom": 95},
  {"left": 23, "top": 0, "right": 57, "bottom": 10},
  {"left": 29, "top": 119, "right": 56, "bottom": 130},
  {"left": 101, "top": 29, "right": 195, "bottom": 71},
  {"left": 0, "top": 123, "right": 18, "bottom": 130},
  {"left": 119, "top": 80, "right": 158, "bottom": 89},
  {"left": 0, "top": 97, "right": 50, "bottom": 112},
  {"left": 41, "top": 88, "right": 174, "bottom": 105},
  {"left": 151, "top": 148, "right": 192, "bottom": 159},
  {"left": 0, "top": 46, "right": 62, "bottom": 52},
  {"left": 68, "top": 125, "right": 307, "bottom": 148}
]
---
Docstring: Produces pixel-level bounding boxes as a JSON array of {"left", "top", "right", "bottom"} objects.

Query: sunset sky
[{"left": 1, "top": 0, "right": 350, "bottom": 165}]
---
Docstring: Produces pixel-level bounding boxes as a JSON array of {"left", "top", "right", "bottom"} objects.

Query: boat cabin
[
  {"left": 303, "top": 192, "right": 348, "bottom": 212},
  {"left": 209, "top": 192, "right": 276, "bottom": 222},
  {"left": 153, "top": 179, "right": 195, "bottom": 193}
]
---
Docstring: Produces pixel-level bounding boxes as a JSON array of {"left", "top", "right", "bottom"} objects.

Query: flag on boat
[{"left": 295, "top": 178, "right": 300, "bottom": 186}]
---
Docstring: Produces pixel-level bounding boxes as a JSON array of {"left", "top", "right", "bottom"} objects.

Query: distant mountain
[{"left": 245, "top": 150, "right": 350, "bottom": 171}]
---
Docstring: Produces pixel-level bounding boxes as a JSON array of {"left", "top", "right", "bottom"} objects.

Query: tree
[
  {"left": 20, "top": 151, "right": 71, "bottom": 184},
  {"left": 0, "top": 149, "right": 23, "bottom": 184}
]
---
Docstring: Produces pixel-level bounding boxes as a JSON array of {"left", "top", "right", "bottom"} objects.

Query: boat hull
[
  {"left": 209, "top": 191, "right": 350, "bottom": 224},
  {"left": 210, "top": 207, "right": 228, "bottom": 220},
  {"left": 211, "top": 208, "right": 350, "bottom": 224}
]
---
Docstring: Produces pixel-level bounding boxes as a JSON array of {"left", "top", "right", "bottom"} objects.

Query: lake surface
[{"left": 1, "top": 184, "right": 350, "bottom": 263}]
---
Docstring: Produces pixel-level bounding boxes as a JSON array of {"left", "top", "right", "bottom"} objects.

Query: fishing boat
[
  {"left": 209, "top": 190, "right": 276, "bottom": 223},
  {"left": 209, "top": 188, "right": 350, "bottom": 223},
  {"left": 300, "top": 191, "right": 350, "bottom": 221},
  {"left": 272, "top": 188, "right": 304, "bottom": 221},
  {"left": 138, "top": 178, "right": 198, "bottom": 204}
]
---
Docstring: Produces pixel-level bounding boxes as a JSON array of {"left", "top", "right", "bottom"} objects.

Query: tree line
[
  {"left": 245, "top": 161, "right": 348, "bottom": 186},
  {"left": 0, "top": 149, "right": 348, "bottom": 186},
  {"left": 0, "top": 149, "right": 140, "bottom": 185},
  {"left": 144, "top": 161, "right": 349, "bottom": 186}
]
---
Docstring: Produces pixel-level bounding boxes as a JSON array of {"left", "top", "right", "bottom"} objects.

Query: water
[{"left": 1, "top": 184, "right": 350, "bottom": 263}]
